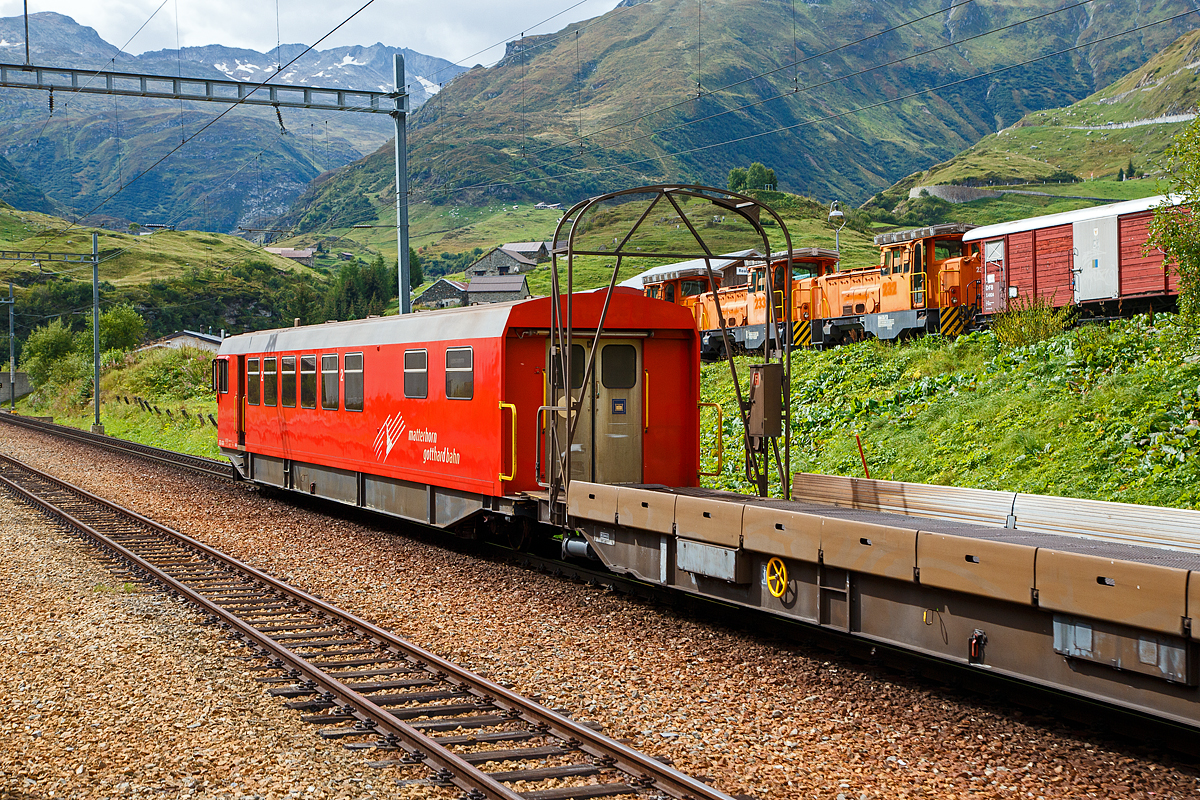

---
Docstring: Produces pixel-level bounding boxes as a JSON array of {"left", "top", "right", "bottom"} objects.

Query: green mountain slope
[
  {"left": 282, "top": 0, "right": 1199, "bottom": 239},
  {"left": 866, "top": 28, "right": 1200, "bottom": 223}
]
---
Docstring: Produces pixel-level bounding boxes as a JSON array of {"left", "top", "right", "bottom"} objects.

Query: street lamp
[{"left": 828, "top": 201, "right": 846, "bottom": 270}]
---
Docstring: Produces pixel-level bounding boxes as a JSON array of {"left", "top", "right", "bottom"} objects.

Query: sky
[{"left": 1, "top": 0, "right": 622, "bottom": 65}]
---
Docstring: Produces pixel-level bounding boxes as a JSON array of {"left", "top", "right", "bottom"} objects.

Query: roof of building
[
  {"left": 488, "top": 247, "right": 536, "bottom": 266},
  {"left": 503, "top": 241, "right": 547, "bottom": 251},
  {"left": 467, "top": 275, "right": 530, "bottom": 292},
  {"left": 264, "top": 247, "right": 315, "bottom": 258},
  {"left": 413, "top": 278, "right": 468, "bottom": 302},
  {"left": 170, "top": 329, "right": 224, "bottom": 344},
  {"left": 962, "top": 194, "right": 1179, "bottom": 243}
]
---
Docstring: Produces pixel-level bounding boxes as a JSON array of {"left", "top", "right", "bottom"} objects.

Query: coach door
[
  {"left": 981, "top": 239, "right": 1007, "bottom": 314},
  {"left": 548, "top": 342, "right": 595, "bottom": 484},
  {"left": 594, "top": 340, "right": 643, "bottom": 485},
  {"left": 1074, "top": 216, "right": 1119, "bottom": 302},
  {"left": 546, "top": 339, "right": 643, "bottom": 485},
  {"left": 235, "top": 355, "right": 246, "bottom": 448}
]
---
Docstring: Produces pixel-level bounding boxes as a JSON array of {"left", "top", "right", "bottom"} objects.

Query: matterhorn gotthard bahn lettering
[{"left": 373, "top": 413, "right": 458, "bottom": 465}]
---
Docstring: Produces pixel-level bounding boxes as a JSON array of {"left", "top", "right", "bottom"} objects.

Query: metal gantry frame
[
  {"left": 0, "top": 59, "right": 413, "bottom": 311},
  {"left": 544, "top": 184, "right": 794, "bottom": 519}
]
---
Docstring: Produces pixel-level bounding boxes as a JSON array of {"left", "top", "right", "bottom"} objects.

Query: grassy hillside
[
  {"left": 280, "top": 0, "right": 1198, "bottom": 239},
  {"left": 700, "top": 316, "right": 1200, "bottom": 509},
  {"left": 867, "top": 29, "right": 1200, "bottom": 223},
  {"left": 0, "top": 203, "right": 343, "bottom": 355}
]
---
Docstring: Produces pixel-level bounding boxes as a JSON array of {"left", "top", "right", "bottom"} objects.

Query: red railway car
[
  {"left": 213, "top": 289, "right": 700, "bottom": 529},
  {"left": 962, "top": 194, "right": 1179, "bottom": 314}
]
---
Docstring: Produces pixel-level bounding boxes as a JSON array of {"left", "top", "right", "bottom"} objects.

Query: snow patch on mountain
[{"left": 417, "top": 76, "right": 440, "bottom": 94}]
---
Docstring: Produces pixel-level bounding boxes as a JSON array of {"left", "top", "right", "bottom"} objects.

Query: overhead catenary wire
[
  {"left": 419, "top": 0, "right": 985, "bottom": 198},
  {"left": 460, "top": 0, "right": 1104, "bottom": 194},
  {"left": 433, "top": 9, "right": 1197, "bottom": 197}
]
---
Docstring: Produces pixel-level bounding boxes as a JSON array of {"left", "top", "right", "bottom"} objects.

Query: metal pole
[
  {"left": 393, "top": 54, "right": 411, "bottom": 314},
  {"left": 6, "top": 281, "right": 12, "bottom": 411},
  {"left": 92, "top": 233, "right": 102, "bottom": 433},
  {"left": 23, "top": 0, "right": 30, "bottom": 66}
]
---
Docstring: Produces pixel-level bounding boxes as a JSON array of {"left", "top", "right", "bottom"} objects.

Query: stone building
[
  {"left": 465, "top": 247, "right": 537, "bottom": 277},
  {"left": 466, "top": 275, "right": 531, "bottom": 305},
  {"left": 413, "top": 278, "right": 468, "bottom": 308}
]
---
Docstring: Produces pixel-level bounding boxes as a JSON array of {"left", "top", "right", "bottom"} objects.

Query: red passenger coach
[{"left": 213, "top": 289, "right": 700, "bottom": 530}]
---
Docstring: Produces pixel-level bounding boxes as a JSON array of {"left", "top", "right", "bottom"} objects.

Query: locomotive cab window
[
  {"left": 601, "top": 344, "right": 637, "bottom": 389},
  {"left": 247, "top": 359, "right": 260, "bottom": 405},
  {"left": 320, "top": 354, "right": 339, "bottom": 410},
  {"left": 934, "top": 240, "right": 963, "bottom": 261},
  {"left": 664, "top": 283, "right": 675, "bottom": 303},
  {"left": 281, "top": 356, "right": 297, "bottom": 408},
  {"left": 646, "top": 284, "right": 660, "bottom": 300},
  {"left": 263, "top": 358, "right": 278, "bottom": 407},
  {"left": 300, "top": 355, "right": 317, "bottom": 409},
  {"left": 344, "top": 353, "right": 364, "bottom": 412},
  {"left": 446, "top": 347, "right": 473, "bottom": 400},
  {"left": 404, "top": 349, "right": 428, "bottom": 398},
  {"left": 681, "top": 279, "right": 707, "bottom": 297}
]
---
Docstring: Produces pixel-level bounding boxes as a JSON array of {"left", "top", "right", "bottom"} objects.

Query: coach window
[
  {"left": 300, "top": 355, "right": 317, "bottom": 409},
  {"left": 446, "top": 347, "right": 473, "bottom": 400},
  {"left": 601, "top": 344, "right": 637, "bottom": 389},
  {"left": 247, "top": 359, "right": 260, "bottom": 405},
  {"left": 320, "top": 354, "right": 339, "bottom": 410},
  {"left": 263, "top": 358, "right": 278, "bottom": 406},
  {"left": 344, "top": 353, "right": 364, "bottom": 412},
  {"left": 404, "top": 349, "right": 428, "bottom": 398},
  {"left": 281, "top": 356, "right": 297, "bottom": 408}
]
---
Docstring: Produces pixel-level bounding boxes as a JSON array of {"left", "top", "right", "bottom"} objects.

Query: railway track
[
  {"left": 0, "top": 452, "right": 735, "bottom": 800},
  {"left": 0, "top": 413, "right": 233, "bottom": 481}
]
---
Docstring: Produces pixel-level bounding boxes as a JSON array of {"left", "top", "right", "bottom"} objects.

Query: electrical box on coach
[{"left": 747, "top": 363, "right": 783, "bottom": 438}]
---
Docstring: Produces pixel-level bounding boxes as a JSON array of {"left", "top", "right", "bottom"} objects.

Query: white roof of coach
[
  {"left": 218, "top": 300, "right": 522, "bottom": 356},
  {"left": 962, "top": 194, "right": 1180, "bottom": 243}
]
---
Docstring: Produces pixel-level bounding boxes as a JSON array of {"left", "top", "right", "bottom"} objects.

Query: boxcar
[
  {"left": 213, "top": 289, "right": 700, "bottom": 529},
  {"left": 963, "top": 194, "right": 1179, "bottom": 314}
]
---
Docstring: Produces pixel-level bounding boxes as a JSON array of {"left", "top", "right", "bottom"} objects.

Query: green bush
[{"left": 990, "top": 294, "right": 1077, "bottom": 348}]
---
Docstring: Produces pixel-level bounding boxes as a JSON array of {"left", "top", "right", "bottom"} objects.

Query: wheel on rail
[{"left": 506, "top": 516, "right": 534, "bottom": 552}]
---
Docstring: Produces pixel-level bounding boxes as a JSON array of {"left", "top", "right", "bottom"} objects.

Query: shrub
[{"left": 990, "top": 294, "right": 1077, "bottom": 348}]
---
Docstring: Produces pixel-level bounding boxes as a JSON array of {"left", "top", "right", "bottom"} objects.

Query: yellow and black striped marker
[
  {"left": 939, "top": 305, "right": 965, "bottom": 337},
  {"left": 792, "top": 321, "right": 812, "bottom": 348}
]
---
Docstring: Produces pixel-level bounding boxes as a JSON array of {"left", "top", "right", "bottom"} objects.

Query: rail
[
  {"left": 0, "top": 412, "right": 233, "bottom": 480},
  {"left": 0, "top": 452, "right": 737, "bottom": 800}
]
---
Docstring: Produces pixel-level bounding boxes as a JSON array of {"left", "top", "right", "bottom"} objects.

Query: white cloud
[{"left": 3, "top": 0, "right": 622, "bottom": 65}]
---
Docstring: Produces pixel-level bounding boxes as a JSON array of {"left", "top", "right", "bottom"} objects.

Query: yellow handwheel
[{"left": 766, "top": 557, "right": 788, "bottom": 599}]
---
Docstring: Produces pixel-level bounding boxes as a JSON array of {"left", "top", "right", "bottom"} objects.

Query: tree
[
  {"left": 1150, "top": 117, "right": 1200, "bottom": 322},
  {"left": 409, "top": 247, "right": 424, "bottom": 288},
  {"left": 21, "top": 317, "right": 78, "bottom": 386},
  {"left": 746, "top": 162, "right": 776, "bottom": 191},
  {"left": 100, "top": 303, "right": 146, "bottom": 352},
  {"left": 1118, "top": 167, "right": 1126, "bottom": 181},
  {"left": 727, "top": 167, "right": 747, "bottom": 193}
]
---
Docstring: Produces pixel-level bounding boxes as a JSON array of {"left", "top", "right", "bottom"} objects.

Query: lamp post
[{"left": 828, "top": 201, "right": 846, "bottom": 271}]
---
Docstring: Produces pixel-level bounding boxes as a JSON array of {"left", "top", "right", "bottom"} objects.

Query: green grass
[
  {"left": 17, "top": 345, "right": 219, "bottom": 459},
  {"left": 700, "top": 317, "right": 1200, "bottom": 509}
]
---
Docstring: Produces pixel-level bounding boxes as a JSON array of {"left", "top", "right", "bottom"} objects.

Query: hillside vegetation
[
  {"left": 700, "top": 316, "right": 1200, "bottom": 509},
  {"left": 867, "top": 29, "right": 1200, "bottom": 223},
  {"left": 281, "top": 0, "right": 1199, "bottom": 243}
]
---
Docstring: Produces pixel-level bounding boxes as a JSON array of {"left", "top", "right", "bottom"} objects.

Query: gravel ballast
[{"left": 3, "top": 426, "right": 1199, "bottom": 799}]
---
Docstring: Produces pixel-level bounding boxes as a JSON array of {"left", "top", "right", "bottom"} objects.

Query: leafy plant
[{"left": 989, "top": 294, "right": 1077, "bottom": 348}]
